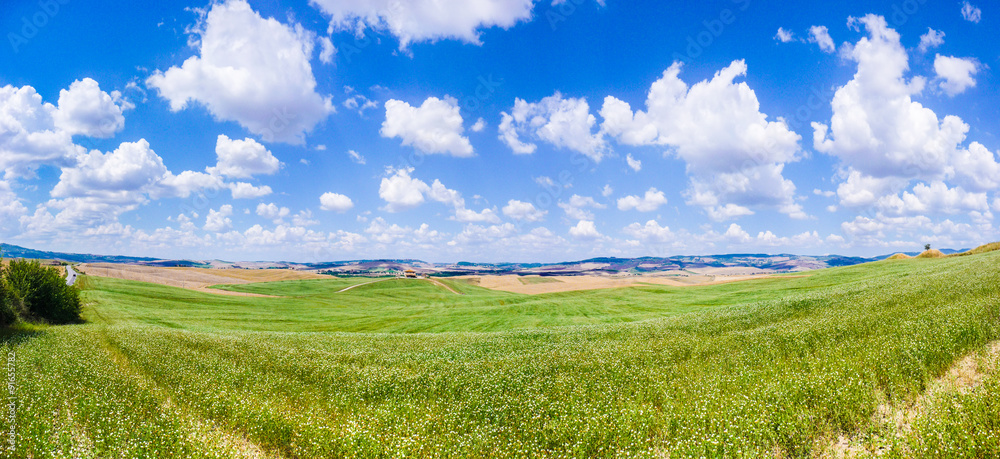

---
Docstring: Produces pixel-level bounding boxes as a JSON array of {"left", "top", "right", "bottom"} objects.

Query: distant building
[{"left": 404, "top": 269, "right": 417, "bottom": 278}]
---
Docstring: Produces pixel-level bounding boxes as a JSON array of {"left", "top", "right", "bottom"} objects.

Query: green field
[{"left": 1, "top": 251, "right": 999, "bottom": 457}]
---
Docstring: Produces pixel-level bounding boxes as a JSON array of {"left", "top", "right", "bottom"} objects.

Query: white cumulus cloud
[
  {"left": 808, "top": 25, "right": 836, "bottom": 53},
  {"left": 256, "top": 202, "right": 290, "bottom": 223},
  {"left": 558, "top": 195, "right": 606, "bottom": 220},
  {"left": 210, "top": 134, "right": 281, "bottom": 178},
  {"left": 381, "top": 96, "right": 473, "bottom": 157},
  {"left": 917, "top": 28, "right": 944, "bottom": 53},
  {"left": 961, "top": 2, "right": 982, "bottom": 23},
  {"left": 499, "top": 92, "right": 607, "bottom": 161},
  {"left": 617, "top": 188, "right": 668, "bottom": 212},
  {"left": 320, "top": 192, "right": 354, "bottom": 212},
  {"left": 53, "top": 78, "right": 126, "bottom": 138},
  {"left": 569, "top": 220, "right": 601, "bottom": 239},
  {"left": 600, "top": 60, "right": 803, "bottom": 218},
  {"left": 622, "top": 220, "right": 673, "bottom": 243},
  {"left": 775, "top": 27, "right": 795, "bottom": 43},
  {"left": 310, "top": 0, "right": 535, "bottom": 49},
  {"left": 229, "top": 182, "right": 272, "bottom": 199},
  {"left": 934, "top": 55, "right": 979, "bottom": 96},
  {"left": 147, "top": 0, "right": 333, "bottom": 144},
  {"left": 502, "top": 199, "right": 546, "bottom": 222},
  {"left": 204, "top": 205, "right": 233, "bottom": 232},
  {"left": 625, "top": 153, "right": 641, "bottom": 172}
]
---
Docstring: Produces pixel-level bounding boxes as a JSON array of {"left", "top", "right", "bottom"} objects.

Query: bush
[
  {"left": 3, "top": 259, "right": 81, "bottom": 324},
  {"left": 0, "top": 264, "right": 16, "bottom": 326}
]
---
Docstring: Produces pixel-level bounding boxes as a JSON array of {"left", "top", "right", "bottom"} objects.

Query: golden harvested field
[{"left": 78, "top": 263, "right": 326, "bottom": 297}]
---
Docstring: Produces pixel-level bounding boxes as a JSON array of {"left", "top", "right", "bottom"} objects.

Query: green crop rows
[{"left": 1, "top": 252, "right": 998, "bottom": 457}]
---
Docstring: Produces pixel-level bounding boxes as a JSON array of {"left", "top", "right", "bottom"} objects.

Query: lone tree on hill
[{"left": 925, "top": 243, "right": 931, "bottom": 251}]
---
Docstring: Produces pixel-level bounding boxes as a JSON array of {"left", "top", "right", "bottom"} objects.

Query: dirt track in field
[{"left": 78, "top": 263, "right": 326, "bottom": 297}]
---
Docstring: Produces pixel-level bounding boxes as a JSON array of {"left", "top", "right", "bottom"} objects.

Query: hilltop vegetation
[
  {"left": 0, "top": 259, "right": 81, "bottom": 326},
  {"left": 0, "top": 251, "right": 998, "bottom": 457}
]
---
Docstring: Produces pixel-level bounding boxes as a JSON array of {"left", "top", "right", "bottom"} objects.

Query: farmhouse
[{"left": 404, "top": 269, "right": 417, "bottom": 278}]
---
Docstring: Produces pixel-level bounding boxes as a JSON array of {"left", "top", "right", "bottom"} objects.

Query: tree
[
  {"left": 4, "top": 259, "right": 81, "bottom": 325},
  {"left": 0, "top": 262, "right": 16, "bottom": 326},
  {"left": 925, "top": 243, "right": 932, "bottom": 251}
]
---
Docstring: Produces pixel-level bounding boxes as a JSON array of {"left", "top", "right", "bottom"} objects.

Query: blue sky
[{"left": 1, "top": 0, "right": 998, "bottom": 262}]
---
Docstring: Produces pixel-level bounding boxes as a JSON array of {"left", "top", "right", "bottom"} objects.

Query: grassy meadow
[{"left": 1, "top": 250, "right": 999, "bottom": 457}]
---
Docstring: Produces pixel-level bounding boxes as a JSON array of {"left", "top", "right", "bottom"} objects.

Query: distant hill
[
  {"left": 0, "top": 242, "right": 975, "bottom": 276},
  {"left": 1, "top": 243, "right": 161, "bottom": 264}
]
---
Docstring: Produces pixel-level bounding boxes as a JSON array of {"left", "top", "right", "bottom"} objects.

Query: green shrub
[
  {"left": 0, "top": 263, "right": 16, "bottom": 326},
  {"left": 4, "top": 259, "right": 81, "bottom": 324}
]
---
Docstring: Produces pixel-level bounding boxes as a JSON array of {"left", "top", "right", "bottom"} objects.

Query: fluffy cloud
[
  {"left": 229, "top": 182, "right": 272, "bottom": 199},
  {"left": 616, "top": 188, "right": 668, "bottom": 212},
  {"left": 622, "top": 220, "right": 673, "bottom": 243},
  {"left": 450, "top": 222, "right": 516, "bottom": 245},
  {"left": 775, "top": 27, "right": 795, "bottom": 42},
  {"left": 342, "top": 87, "right": 378, "bottom": 115},
  {"left": 52, "top": 78, "right": 126, "bottom": 138},
  {"left": 704, "top": 203, "right": 754, "bottom": 222},
  {"left": 499, "top": 93, "right": 607, "bottom": 161},
  {"left": 381, "top": 96, "right": 473, "bottom": 157},
  {"left": 876, "top": 181, "right": 988, "bottom": 216},
  {"left": 204, "top": 205, "right": 233, "bottom": 232},
  {"left": 471, "top": 118, "right": 486, "bottom": 132},
  {"left": 756, "top": 230, "right": 823, "bottom": 247},
  {"left": 934, "top": 55, "right": 979, "bottom": 96},
  {"left": 953, "top": 142, "right": 1000, "bottom": 191},
  {"left": 626, "top": 153, "right": 641, "bottom": 172},
  {"left": 28, "top": 139, "right": 224, "bottom": 231},
  {"left": 51, "top": 139, "right": 170, "bottom": 201},
  {"left": 723, "top": 223, "right": 752, "bottom": 243},
  {"left": 569, "top": 220, "right": 601, "bottom": 239},
  {"left": 0, "top": 180, "right": 27, "bottom": 235},
  {"left": 377, "top": 167, "right": 495, "bottom": 221},
  {"left": 256, "top": 202, "right": 290, "bottom": 223},
  {"left": 961, "top": 2, "right": 982, "bottom": 23},
  {"left": 502, "top": 200, "right": 546, "bottom": 222},
  {"left": 210, "top": 135, "right": 281, "bottom": 178},
  {"left": 365, "top": 217, "right": 443, "bottom": 247},
  {"left": 814, "top": 14, "right": 1000, "bottom": 228},
  {"left": 51, "top": 139, "right": 223, "bottom": 203},
  {"left": 600, "top": 60, "right": 803, "bottom": 218},
  {"left": 320, "top": 192, "right": 354, "bottom": 212},
  {"left": 836, "top": 169, "right": 905, "bottom": 208},
  {"left": 917, "top": 28, "right": 944, "bottom": 53},
  {"left": 838, "top": 212, "right": 991, "bottom": 249},
  {"left": 558, "top": 195, "right": 606, "bottom": 220},
  {"left": 292, "top": 210, "right": 319, "bottom": 227},
  {"left": 454, "top": 207, "right": 501, "bottom": 224},
  {"left": 0, "top": 85, "right": 83, "bottom": 178},
  {"left": 379, "top": 167, "right": 430, "bottom": 212},
  {"left": 813, "top": 16, "right": 971, "bottom": 180},
  {"left": 318, "top": 36, "right": 336, "bottom": 64},
  {"left": 808, "top": 25, "right": 835, "bottom": 53},
  {"left": 347, "top": 150, "right": 366, "bottom": 165},
  {"left": 147, "top": 0, "right": 333, "bottom": 144},
  {"left": 310, "top": 0, "right": 535, "bottom": 48}
]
